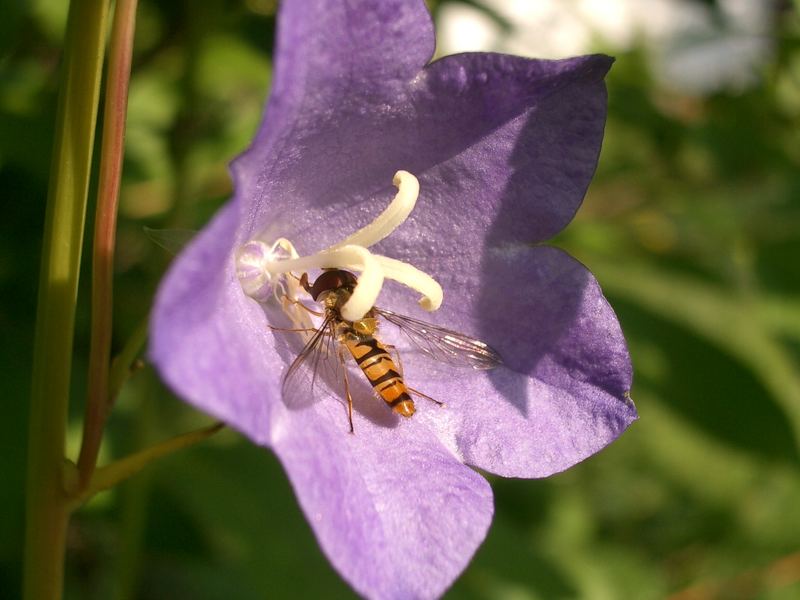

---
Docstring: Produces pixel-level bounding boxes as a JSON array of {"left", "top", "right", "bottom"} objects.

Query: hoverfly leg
[
  {"left": 406, "top": 385, "right": 445, "bottom": 408},
  {"left": 338, "top": 347, "right": 355, "bottom": 434},
  {"left": 283, "top": 297, "right": 324, "bottom": 317},
  {"left": 268, "top": 324, "right": 318, "bottom": 333}
]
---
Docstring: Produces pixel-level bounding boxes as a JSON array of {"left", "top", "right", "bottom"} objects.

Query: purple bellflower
[{"left": 150, "top": 0, "right": 637, "bottom": 598}]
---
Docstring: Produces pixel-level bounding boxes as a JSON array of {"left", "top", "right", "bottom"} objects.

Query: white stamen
[
  {"left": 329, "top": 171, "right": 419, "bottom": 250},
  {"left": 262, "top": 245, "right": 384, "bottom": 322},
  {"left": 236, "top": 170, "right": 442, "bottom": 323},
  {"left": 236, "top": 238, "right": 297, "bottom": 303},
  {"left": 374, "top": 255, "right": 442, "bottom": 311}
]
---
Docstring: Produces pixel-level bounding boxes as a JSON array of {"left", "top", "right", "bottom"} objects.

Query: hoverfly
[{"left": 279, "top": 268, "right": 502, "bottom": 432}]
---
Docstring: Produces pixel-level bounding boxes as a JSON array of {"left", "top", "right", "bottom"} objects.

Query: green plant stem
[
  {"left": 23, "top": 0, "right": 109, "bottom": 599},
  {"left": 108, "top": 316, "right": 149, "bottom": 401},
  {"left": 78, "top": 0, "right": 140, "bottom": 491},
  {"left": 113, "top": 380, "right": 157, "bottom": 600},
  {"left": 68, "top": 422, "right": 225, "bottom": 510}
]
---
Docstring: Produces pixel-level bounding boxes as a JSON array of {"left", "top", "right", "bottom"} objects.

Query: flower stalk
[
  {"left": 109, "top": 316, "right": 149, "bottom": 401},
  {"left": 68, "top": 422, "right": 225, "bottom": 510},
  {"left": 78, "top": 0, "right": 140, "bottom": 491},
  {"left": 23, "top": 0, "right": 110, "bottom": 598}
]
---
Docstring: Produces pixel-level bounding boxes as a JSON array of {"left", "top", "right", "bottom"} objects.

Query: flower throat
[{"left": 234, "top": 171, "right": 443, "bottom": 328}]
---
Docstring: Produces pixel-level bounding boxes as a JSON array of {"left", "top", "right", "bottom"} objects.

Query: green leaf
[{"left": 591, "top": 260, "right": 800, "bottom": 458}]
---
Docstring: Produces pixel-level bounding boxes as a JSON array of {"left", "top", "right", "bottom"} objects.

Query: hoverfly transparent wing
[
  {"left": 374, "top": 308, "right": 502, "bottom": 370},
  {"left": 281, "top": 314, "right": 346, "bottom": 410},
  {"left": 143, "top": 226, "right": 196, "bottom": 255}
]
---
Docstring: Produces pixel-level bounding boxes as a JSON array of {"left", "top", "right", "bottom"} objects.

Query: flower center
[{"left": 235, "top": 171, "right": 443, "bottom": 326}]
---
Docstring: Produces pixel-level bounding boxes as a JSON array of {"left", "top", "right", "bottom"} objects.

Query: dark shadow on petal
[
  {"left": 351, "top": 378, "right": 402, "bottom": 429},
  {"left": 475, "top": 94, "right": 598, "bottom": 417},
  {"left": 475, "top": 240, "right": 633, "bottom": 419},
  {"left": 476, "top": 246, "right": 590, "bottom": 418}
]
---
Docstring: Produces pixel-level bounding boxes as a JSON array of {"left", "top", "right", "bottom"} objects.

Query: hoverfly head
[{"left": 307, "top": 269, "right": 359, "bottom": 310}]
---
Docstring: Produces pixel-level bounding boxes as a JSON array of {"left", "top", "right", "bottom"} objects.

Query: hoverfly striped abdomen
[{"left": 345, "top": 336, "right": 415, "bottom": 417}]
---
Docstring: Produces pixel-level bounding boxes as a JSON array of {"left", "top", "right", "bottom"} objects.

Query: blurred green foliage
[{"left": 2, "top": 0, "right": 800, "bottom": 598}]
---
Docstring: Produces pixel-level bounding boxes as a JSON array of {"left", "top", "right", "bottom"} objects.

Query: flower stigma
[{"left": 235, "top": 171, "right": 443, "bottom": 327}]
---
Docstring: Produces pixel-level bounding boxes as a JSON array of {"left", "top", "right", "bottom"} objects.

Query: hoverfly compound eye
[
  {"left": 309, "top": 270, "right": 358, "bottom": 301},
  {"left": 235, "top": 170, "right": 443, "bottom": 325}
]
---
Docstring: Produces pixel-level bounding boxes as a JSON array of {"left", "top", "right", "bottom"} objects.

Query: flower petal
[
  {"left": 232, "top": 43, "right": 610, "bottom": 258},
  {"left": 149, "top": 203, "right": 284, "bottom": 445},
  {"left": 406, "top": 53, "right": 613, "bottom": 245},
  {"left": 270, "top": 400, "right": 493, "bottom": 600},
  {"left": 231, "top": 0, "right": 435, "bottom": 241},
  {"left": 376, "top": 245, "right": 636, "bottom": 478},
  {"left": 272, "top": 0, "right": 434, "bottom": 89}
]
